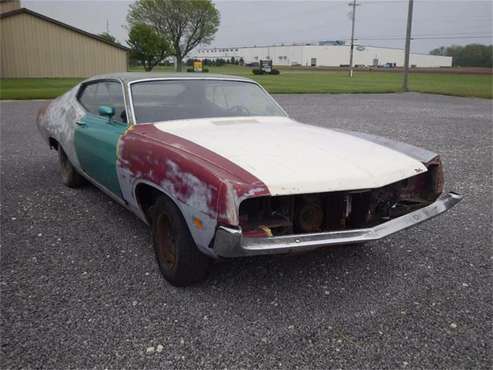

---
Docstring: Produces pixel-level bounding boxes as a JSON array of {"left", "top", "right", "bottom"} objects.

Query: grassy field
[
  {"left": 1, "top": 65, "right": 491, "bottom": 99},
  {"left": 0, "top": 78, "right": 84, "bottom": 100}
]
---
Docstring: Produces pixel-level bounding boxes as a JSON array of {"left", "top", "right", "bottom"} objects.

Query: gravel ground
[{"left": 1, "top": 93, "right": 491, "bottom": 369}]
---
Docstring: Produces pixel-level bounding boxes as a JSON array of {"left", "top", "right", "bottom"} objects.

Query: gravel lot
[{"left": 1, "top": 93, "right": 491, "bottom": 369}]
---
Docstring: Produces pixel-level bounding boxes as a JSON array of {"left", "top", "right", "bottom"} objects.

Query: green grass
[
  {"left": 0, "top": 78, "right": 84, "bottom": 100},
  {"left": 1, "top": 65, "right": 491, "bottom": 99},
  {"left": 407, "top": 73, "right": 492, "bottom": 98}
]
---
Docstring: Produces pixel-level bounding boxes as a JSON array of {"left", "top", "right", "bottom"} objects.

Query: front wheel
[{"left": 150, "top": 196, "right": 210, "bottom": 286}]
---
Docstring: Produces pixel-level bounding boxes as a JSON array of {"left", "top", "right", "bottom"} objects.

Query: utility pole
[
  {"left": 106, "top": 19, "right": 110, "bottom": 34},
  {"left": 402, "top": 0, "right": 414, "bottom": 91},
  {"left": 348, "top": 0, "right": 359, "bottom": 78}
]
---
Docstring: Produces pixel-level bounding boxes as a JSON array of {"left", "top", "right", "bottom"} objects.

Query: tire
[
  {"left": 150, "top": 195, "right": 209, "bottom": 286},
  {"left": 58, "top": 146, "right": 84, "bottom": 188}
]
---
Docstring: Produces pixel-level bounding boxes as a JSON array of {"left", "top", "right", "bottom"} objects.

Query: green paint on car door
[{"left": 74, "top": 113, "right": 127, "bottom": 196}]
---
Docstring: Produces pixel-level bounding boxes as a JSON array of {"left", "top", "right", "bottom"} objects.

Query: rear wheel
[
  {"left": 58, "top": 146, "right": 84, "bottom": 188},
  {"left": 150, "top": 195, "right": 209, "bottom": 286}
]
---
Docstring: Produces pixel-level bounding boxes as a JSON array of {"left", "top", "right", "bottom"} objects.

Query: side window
[
  {"left": 78, "top": 81, "right": 127, "bottom": 123},
  {"left": 106, "top": 82, "right": 127, "bottom": 124},
  {"left": 78, "top": 83, "right": 100, "bottom": 114}
]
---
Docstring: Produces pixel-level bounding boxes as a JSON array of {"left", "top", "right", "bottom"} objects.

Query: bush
[
  {"left": 270, "top": 69, "right": 280, "bottom": 75},
  {"left": 203, "top": 68, "right": 209, "bottom": 73},
  {"left": 215, "top": 58, "right": 226, "bottom": 66},
  {"left": 186, "top": 68, "right": 194, "bottom": 72},
  {"left": 252, "top": 69, "right": 264, "bottom": 75}
]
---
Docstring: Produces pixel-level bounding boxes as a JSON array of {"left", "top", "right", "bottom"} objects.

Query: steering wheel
[{"left": 228, "top": 105, "right": 250, "bottom": 115}]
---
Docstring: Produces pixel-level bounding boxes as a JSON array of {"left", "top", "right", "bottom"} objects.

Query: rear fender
[{"left": 37, "top": 86, "right": 84, "bottom": 168}]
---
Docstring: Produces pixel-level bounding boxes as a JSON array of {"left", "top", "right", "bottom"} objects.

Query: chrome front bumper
[{"left": 213, "top": 192, "right": 463, "bottom": 258}]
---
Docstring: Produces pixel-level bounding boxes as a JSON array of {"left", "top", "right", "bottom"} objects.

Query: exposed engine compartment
[{"left": 239, "top": 158, "right": 443, "bottom": 237}]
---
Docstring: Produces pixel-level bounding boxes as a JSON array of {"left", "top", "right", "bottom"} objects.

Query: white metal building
[{"left": 192, "top": 42, "right": 452, "bottom": 68}]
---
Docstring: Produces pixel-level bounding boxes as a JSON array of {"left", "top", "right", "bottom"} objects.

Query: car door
[{"left": 74, "top": 80, "right": 128, "bottom": 197}]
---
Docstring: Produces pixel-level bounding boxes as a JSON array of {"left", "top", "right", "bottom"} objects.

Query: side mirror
[{"left": 98, "top": 105, "right": 115, "bottom": 121}]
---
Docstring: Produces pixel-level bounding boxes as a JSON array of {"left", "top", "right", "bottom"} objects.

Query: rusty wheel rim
[{"left": 156, "top": 213, "right": 177, "bottom": 271}]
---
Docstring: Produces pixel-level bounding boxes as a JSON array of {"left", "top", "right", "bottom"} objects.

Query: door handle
[{"left": 75, "top": 120, "right": 86, "bottom": 126}]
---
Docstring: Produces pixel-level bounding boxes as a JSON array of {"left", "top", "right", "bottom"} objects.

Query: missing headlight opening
[{"left": 239, "top": 161, "right": 444, "bottom": 238}]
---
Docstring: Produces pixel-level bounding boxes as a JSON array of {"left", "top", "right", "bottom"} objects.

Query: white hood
[{"left": 154, "top": 116, "right": 427, "bottom": 195}]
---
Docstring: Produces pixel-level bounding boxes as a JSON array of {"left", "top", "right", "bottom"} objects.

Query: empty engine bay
[{"left": 239, "top": 160, "right": 443, "bottom": 238}]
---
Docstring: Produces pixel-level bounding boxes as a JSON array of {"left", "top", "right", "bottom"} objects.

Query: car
[{"left": 37, "top": 72, "right": 463, "bottom": 286}]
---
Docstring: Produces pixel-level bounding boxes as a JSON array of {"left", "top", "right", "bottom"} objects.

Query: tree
[
  {"left": 127, "top": 23, "right": 171, "bottom": 71},
  {"left": 430, "top": 46, "right": 446, "bottom": 56},
  {"left": 430, "top": 44, "right": 492, "bottom": 67},
  {"left": 128, "top": 0, "right": 220, "bottom": 71},
  {"left": 99, "top": 32, "right": 117, "bottom": 43}
]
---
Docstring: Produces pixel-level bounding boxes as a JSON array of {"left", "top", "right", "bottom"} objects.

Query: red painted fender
[{"left": 116, "top": 124, "right": 269, "bottom": 256}]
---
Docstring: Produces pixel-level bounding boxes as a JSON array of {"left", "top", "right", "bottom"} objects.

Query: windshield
[{"left": 130, "top": 79, "right": 286, "bottom": 123}]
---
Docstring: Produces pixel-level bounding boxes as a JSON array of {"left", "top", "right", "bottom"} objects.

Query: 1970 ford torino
[{"left": 37, "top": 73, "right": 462, "bottom": 286}]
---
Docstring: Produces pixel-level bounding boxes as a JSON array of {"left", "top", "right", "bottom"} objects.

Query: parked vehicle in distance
[
  {"left": 384, "top": 62, "right": 397, "bottom": 68},
  {"left": 37, "top": 73, "right": 462, "bottom": 286},
  {"left": 245, "top": 62, "right": 259, "bottom": 67}
]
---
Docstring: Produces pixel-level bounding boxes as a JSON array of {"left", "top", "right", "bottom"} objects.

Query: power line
[
  {"left": 413, "top": 31, "right": 492, "bottom": 36},
  {"left": 361, "top": 0, "right": 491, "bottom": 4},
  {"left": 357, "top": 35, "right": 492, "bottom": 40}
]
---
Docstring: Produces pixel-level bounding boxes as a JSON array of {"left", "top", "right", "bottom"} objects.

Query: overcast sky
[{"left": 23, "top": 0, "right": 492, "bottom": 53}]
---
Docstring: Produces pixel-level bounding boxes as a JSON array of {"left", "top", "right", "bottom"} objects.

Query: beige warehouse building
[{"left": 0, "top": 1, "right": 128, "bottom": 78}]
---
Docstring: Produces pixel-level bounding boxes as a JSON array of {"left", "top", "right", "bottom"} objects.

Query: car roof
[{"left": 84, "top": 72, "right": 255, "bottom": 84}]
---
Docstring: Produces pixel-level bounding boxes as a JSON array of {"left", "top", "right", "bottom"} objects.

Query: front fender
[
  {"left": 116, "top": 126, "right": 261, "bottom": 257},
  {"left": 339, "top": 129, "right": 438, "bottom": 163}
]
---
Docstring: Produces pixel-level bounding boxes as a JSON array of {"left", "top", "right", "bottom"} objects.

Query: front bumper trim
[{"left": 213, "top": 191, "right": 463, "bottom": 258}]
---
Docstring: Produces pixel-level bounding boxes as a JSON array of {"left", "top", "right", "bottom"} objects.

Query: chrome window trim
[{"left": 126, "top": 77, "right": 289, "bottom": 124}]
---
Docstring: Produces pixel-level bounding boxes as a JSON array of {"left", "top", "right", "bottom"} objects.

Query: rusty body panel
[
  {"left": 37, "top": 72, "right": 462, "bottom": 260},
  {"left": 116, "top": 124, "right": 269, "bottom": 254},
  {"left": 37, "top": 85, "right": 85, "bottom": 167}
]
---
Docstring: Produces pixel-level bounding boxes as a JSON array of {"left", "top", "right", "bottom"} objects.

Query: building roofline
[
  {"left": 195, "top": 43, "right": 451, "bottom": 58},
  {"left": 356, "top": 44, "right": 443, "bottom": 57},
  {"left": 0, "top": 7, "right": 129, "bottom": 51}
]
